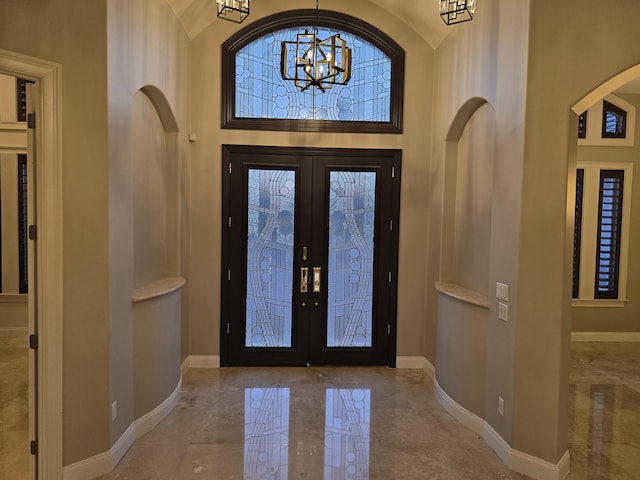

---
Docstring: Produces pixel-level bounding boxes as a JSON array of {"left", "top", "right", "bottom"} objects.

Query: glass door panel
[
  {"left": 245, "top": 169, "right": 296, "bottom": 348},
  {"left": 327, "top": 171, "right": 376, "bottom": 348},
  {"left": 222, "top": 146, "right": 400, "bottom": 366}
]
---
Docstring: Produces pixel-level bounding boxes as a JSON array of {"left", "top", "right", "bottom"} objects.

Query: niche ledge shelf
[
  {"left": 133, "top": 277, "right": 186, "bottom": 303},
  {"left": 435, "top": 282, "right": 490, "bottom": 309}
]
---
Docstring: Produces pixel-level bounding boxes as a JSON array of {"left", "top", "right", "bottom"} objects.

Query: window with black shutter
[
  {"left": 601, "top": 100, "right": 627, "bottom": 139},
  {"left": 572, "top": 169, "right": 584, "bottom": 298},
  {"left": 578, "top": 111, "right": 587, "bottom": 139},
  {"left": 18, "top": 154, "right": 28, "bottom": 294},
  {"left": 594, "top": 170, "right": 624, "bottom": 299}
]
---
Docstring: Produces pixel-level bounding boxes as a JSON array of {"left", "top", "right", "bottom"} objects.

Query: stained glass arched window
[{"left": 222, "top": 10, "right": 405, "bottom": 133}]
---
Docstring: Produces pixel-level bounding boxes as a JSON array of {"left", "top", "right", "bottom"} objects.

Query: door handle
[
  {"left": 300, "top": 267, "right": 309, "bottom": 293},
  {"left": 313, "top": 267, "right": 321, "bottom": 293}
]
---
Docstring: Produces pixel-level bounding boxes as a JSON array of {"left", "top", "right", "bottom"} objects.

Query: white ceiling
[{"left": 167, "top": 0, "right": 452, "bottom": 49}]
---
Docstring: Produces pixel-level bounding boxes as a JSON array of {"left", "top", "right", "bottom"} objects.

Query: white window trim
[
  {"left": 578, "top": 94, "right": 636, "bottom": 147},
  {"left": 573, "top": 161, "right": 633, "bottom": 306}
]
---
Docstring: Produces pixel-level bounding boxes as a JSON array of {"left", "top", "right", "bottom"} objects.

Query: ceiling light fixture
[
  {"left": 216, "top": 0, "right": 250, "bottom": 23},
  {"left": 440, "top": 0, "right": 475, "bottom": 25},
  {"left": 280, "top": 0, "right": 352, "bottom": 92}
]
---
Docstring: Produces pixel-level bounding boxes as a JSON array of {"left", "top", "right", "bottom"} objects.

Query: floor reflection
[
  {"left": 95, "top": 347, "right": 640, "bottom": 480},
  {"left": 244, "top": 388, "right": 290, "bottom": 479},
  {"left": 324, "top": 389, "right": 370, "bottom": 479},
  {"left": 244, "top": 387, "right": 371, "bottom": 480}
]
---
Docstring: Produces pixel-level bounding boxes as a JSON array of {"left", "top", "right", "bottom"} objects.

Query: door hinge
[
  {"left": 29, "top": 334, "right": 38, "bottom": 349},
  {"left": 30, "top": 440, "right": 38, "bottom": 455},
  {"left": 28, "top": 225, "right": 37, "bottom": 240},
  {"left": 27, "top": 112, "right": 36, "bottom": 129},
  {"left": 226, "top": 323, "right": 230, "bottom": 334}
]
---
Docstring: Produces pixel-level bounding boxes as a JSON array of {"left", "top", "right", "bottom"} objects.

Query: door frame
[
  {"left": 220, "top": 144, "right": 400, "bottom": 367},
  {"left": 0, "top": 49, "right": 64, "bottom": 479}
]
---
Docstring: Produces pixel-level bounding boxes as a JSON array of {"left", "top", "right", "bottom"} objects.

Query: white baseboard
[
  {"left": 63, "top": 376, "right": 182, "bottom": 480},
  {"left": 182, "top": 354, "right": 220, "bottom": 370},
  {"left": 396, "top": 356, "right": 435, "bottom": 378},
  {"left": 0, "top": 327, "right": 28, "bottom": 337},
  {"left": 134, "top": 376, "right": 182, "bottom": 439},
  {"left": 434, "top": 378, "right": 484, "bottom": 435},
  {"left": 434, "top": 377, "right": 570, "bottom": 480},
  {"left": 571, "top": 331, "right": 640, "bottom": 342},
  {"left": 62, "top": 449, "right": 112, "bottom": 480}
]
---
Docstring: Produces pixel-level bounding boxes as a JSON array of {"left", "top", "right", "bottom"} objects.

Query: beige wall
[
  {"left": 430, "top": 0, "right": 532, "bottom": 453},
  {"left": 512, "top": 0, "right": 640, "bottom": 462},
  {"left": 0, "top": 0, "right": 110, "bottom": 465},
  {"left": 188, "top": 0, "right": 435, "bottom": 359},
  {"left": 573, "top": 93, "right": 640, "bottom": 333},
  {"left": 107, "top": 0, "right": 190, "bottom": 449}
]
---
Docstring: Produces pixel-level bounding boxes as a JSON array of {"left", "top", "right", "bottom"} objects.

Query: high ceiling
[{"left": 167, "top": 0, "right": 452, "bottom": 49}]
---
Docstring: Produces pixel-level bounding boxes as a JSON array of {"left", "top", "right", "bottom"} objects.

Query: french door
[{"left": 221, "top": 145, "right": 401, "bottom": 366}]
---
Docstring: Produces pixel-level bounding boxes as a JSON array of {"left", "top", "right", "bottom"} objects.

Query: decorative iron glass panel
[
  {"left": 244, "top": 388, "right": 290, "bottom": 479},
  {"left": 246, "top": 169, "right": 295, "bottom": 348},
  {"left": 327, "top": 171, "right": 376, "bottom": 347},
  {"left": 235, "top": 27, "right": 391, "bottom": 122},
  {"left": 324, "top": 389, "right": 371, "bottom": 479}
]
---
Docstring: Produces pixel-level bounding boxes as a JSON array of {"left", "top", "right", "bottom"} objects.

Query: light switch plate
[
  {"left": 496, "top": 282, "right": 509, "bottom": 301},
  {"left": 498, "top": 303, "right": 509, "bottom": 322}
]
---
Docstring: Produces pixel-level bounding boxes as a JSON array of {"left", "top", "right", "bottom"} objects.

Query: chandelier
[
  {"left": 280, "top": 1, "right": 352, "bottom": 92},
  {"left": 440, "top": 0, "right": 475, "bottom": 25},
  {"left": 216, "top": 0, "right": 250, "bottom": 23}
]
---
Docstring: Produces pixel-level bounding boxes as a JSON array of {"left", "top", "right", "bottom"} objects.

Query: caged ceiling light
[
  {"left": 280, "top": 0, "right": 352, "bottom": 92},
  {"left": 440, "top": 0, "right": 475, "bottom": 25},
  {"left": 216, "top": 0, "right": 250, "bottom": 23}
]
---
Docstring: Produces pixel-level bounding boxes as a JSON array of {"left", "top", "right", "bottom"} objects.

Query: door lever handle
[
  {"left": 313, "top": 267, "right": 321, "bottom": 293},
  {"left": 300, "top": 267, "right": 309, "bottom": 293}
]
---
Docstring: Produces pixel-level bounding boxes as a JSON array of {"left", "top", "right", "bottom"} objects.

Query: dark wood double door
[{"left": 221, "top": 145, "right": 400, "bottom": 366}]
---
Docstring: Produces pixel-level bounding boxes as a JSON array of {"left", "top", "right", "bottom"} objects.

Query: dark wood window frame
[
  {"left": 572, "top": 168, "right": 585, "bottom": 298},
  {"left": 578, "top": 111, "right": 587, "bottom": 139},
  {"left": 221, "top": 9, "right": 405, "bottom": 134},
  {"left": 594, "top": 170, "right": 624, "bottom": 299},
  {"left": 601, "top": 100, "right": 627, "bottom": 139}
]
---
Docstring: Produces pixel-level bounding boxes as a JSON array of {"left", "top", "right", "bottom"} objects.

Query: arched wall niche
[
  {"left": 440, "top": 97, "right": 495, "bottom": 296},
  {"left": 434, "top": 96, "right": 496, "bottom": 420},
  {"left": 132, "top": 85, "right": 181, "bottom": 289}
]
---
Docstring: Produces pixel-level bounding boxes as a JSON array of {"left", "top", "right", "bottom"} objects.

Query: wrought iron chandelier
[
  {"left": 440, "top": 0, "right": 475, "bottom": 25},
  {"left": 280, "top": 0, "right": 352, "bottom": 92},
  {"left": 216, "top": 0, "right": 250, "bottom": 23}
]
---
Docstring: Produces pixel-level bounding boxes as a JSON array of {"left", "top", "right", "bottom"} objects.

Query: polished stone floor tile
[
  {"left": 3, "top": 340, "right": 639, "bottom": 479},
  {"left": 102, "top": 367, "right": 530, "bottom": 480},
  {"left": 0, "top": 333, "right": 29, "bottom": 480}
]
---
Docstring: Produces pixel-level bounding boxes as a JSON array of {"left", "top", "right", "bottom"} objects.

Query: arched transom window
[{"left": 222, "top": 10, "right": 405, "bottom": 133}]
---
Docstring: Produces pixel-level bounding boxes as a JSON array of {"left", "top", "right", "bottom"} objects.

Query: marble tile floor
[
  {"left": 1, "top": 341, "right": 638, "bottom": 479},
  {"left": 98, "top": 343, "right": 640, "bottom": 480},
  {"left": 100, "top": 366, "right": 530, "bottom": 480},
  {"left": 0, "top": 332, "right": 29, "bottom": 480}
]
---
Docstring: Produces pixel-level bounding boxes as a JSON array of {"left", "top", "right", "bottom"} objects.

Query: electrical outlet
[
  {"left": 111, "top": 401, "right": 117, "bottom": 422},
  {"left": 496, "top": 282, "right": 509, "bottom": 301},
  {"left": 498, "top": 397, "right": 504, "bottom": 416},
  {"left": 498, "top": 303, "right": 509, "bottom": 322}
]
